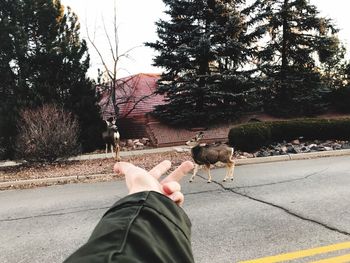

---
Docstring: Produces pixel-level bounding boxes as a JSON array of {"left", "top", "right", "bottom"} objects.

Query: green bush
[
  {"left": 332, "top": 86, "right": 350, "bottom": 113},
  {"left": 15, "top": 105, "right": 81, "bottom": 162},
  {"left": 228, "top": 118, "right": 350, "bottom": 151},
  {"left": 228, "top": 123, "right": 272, "bottom": 151},
  {"left": 0, "top": 137, "right": 6, "bottom": 159}
]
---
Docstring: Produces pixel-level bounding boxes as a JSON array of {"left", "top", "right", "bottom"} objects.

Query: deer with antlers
[
  {"left": 186, "top": 132, "right": 235, "bottom": 183},
  {"left": 102, "top": 118, "right": 121, "bottom": 161}
]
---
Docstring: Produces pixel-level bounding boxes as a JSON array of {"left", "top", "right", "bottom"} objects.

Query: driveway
[{"left": 1, "top": 155, "right": 350, "bottom": 262}]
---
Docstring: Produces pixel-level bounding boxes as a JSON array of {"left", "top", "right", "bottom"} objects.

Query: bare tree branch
[
  {"left": 85, "top": 0, "right": 152, "bottom": 121},
  {"left": 102, "top": 15, "right": 116, "bottom": 61}
]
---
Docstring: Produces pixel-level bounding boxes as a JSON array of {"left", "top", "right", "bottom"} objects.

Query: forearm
[{"left": 64, "top": 191, "right": 194, "bottom": 263}]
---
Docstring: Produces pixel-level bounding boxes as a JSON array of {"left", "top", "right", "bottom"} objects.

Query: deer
[
  {"left": 186, "top": 132, "right": 235, "bottom": 183},
  {"left": 102, "top": 119, "right": 121, "bottom": 161}
]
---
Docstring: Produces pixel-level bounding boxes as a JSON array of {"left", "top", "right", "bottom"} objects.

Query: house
[
  {"left": 97, "top": 73, "right": 232, "bottom": 147},
  {"left": 97, "top": 73, "right": 165, "bottom": 140}
]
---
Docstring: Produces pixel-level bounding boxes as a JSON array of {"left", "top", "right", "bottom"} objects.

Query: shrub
[
  {"left": 228, "top": 122, "right": 272, "bottom": 151},
  {"left": 229, "top": 118, "right": 350, "bottom": 151},
  {"left": 332, "top": 86, "right": 350, "bottom": 113},
  {"left": 15, "top": 105, "right": 81, "bottom": 162},
  {"left": 0, "top": 137, "right": 6, "bottom": 160}
]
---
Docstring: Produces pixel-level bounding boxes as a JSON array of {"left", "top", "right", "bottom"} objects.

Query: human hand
[{"left": 114, "top": 160, "right": 194, "bottom": 206}]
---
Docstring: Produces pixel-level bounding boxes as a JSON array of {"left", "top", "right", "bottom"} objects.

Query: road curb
[
  {"left": 235, "top": 149, "right": 350, "bottom": 165},
  {"left": 0, "top": 146, "right": 183, "bottom": 166},
  {"left": 0, "top": 173, "right": 115, "bottom": 188},
  {"left": 1, "top": 149, "right": 350, "bottom": 188}
]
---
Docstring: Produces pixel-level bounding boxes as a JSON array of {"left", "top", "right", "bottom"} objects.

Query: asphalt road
[{"left": 1, "top": 155, "right": 350, "bottom": 263}]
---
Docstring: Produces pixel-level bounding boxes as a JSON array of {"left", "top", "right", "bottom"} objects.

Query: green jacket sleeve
[{"left": 64, "top": 191, "right": 194, "bottom": 263}]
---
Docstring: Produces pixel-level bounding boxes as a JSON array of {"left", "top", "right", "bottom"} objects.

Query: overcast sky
[{"left": 61, "top": 0, "right": 350, "bottom": 79}]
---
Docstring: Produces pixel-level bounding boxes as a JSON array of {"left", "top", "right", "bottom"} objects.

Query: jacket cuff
[{"left": 105, "top": 191, "right": 192, "bottom": 241}]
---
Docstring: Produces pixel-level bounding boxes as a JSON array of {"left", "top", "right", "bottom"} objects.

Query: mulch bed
[{"left": 0, "top": 151, "right": 192, "bottom": 190}]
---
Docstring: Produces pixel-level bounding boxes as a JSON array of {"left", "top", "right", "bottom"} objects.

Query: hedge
[{"left": 228, "top": 118, "right": 350, "bottom": 151}]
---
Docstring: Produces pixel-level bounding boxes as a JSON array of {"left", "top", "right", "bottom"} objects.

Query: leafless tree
[{"left": 85, "top": 1, "right": 155, "bottom": 120}]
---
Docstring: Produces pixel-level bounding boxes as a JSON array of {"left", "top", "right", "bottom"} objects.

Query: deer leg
[
  {"left": 223, "top": 164, "right": 230, "bottom": 182},
  {"left": 110, "top": 144, "right": 114, "bottom": 154},
  {"left": 230, "top": 162, "right": 235, "bottom": 181},
  {"left": 115, "top": 143, "right": 121, "bottom": 162},
  {"left": 205, "top": 164, "right": 211, "bottom": 183},
  {"left": 105, "top": 144, "right": 108, "bottom": 154},
  {"left": 190, "top": 164, "right": 199, "bottom": 182},
  {"left": 114, "top": 132, "right": 121, "bottom": 162}
]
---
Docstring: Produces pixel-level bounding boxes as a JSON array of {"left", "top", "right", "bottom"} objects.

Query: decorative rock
[
  {"left": 256, "top": 151, "right": 269, "bottom": 157},
  {"left": 140, "top": 138, "right": 150, "bottom": 145},
  {"left": 309, "top": 144, "right": 318, "bottom": 150},
  {"left": 287, "top": 146, "right": 296, "bottom": 153},
  {"left": 332, "top": 143, "right": 342, "bottom": 150},
  {"left": 126, "top": 139, "right": 133, "bottom": 147},
  {"left": 242, "top": 152, "right": 254, "bottom": 158},
  {"left": 291, "top": 139, "right": 300, "bottom": 145},
  {"left": 300, "top": 146, "right": 310, "bottom": 153},
  {"left": 280, "top": 146, "right": 288, "bottom": 154}
]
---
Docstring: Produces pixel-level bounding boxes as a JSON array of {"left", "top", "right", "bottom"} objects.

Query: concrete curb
[
  {"left": 235, "top": 149, "right": 350, "bottom": 165},
  {"left": 1, "top": 149, "right": 350, "bottom": 188},
  {"left": 67, "top": 146, "right": 182, "bottom": 161},
  {"left": 0, "top": 146, "right": 184, "bottom": 166},
  {"left": 0, "top": 173, "right": 115, "bottom": 188}
]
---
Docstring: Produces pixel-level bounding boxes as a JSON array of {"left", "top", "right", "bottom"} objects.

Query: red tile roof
[{"left": 98, "top": 73, "right": 165, "bottom": 119}]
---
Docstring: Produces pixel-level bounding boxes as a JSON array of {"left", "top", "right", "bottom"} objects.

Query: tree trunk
[{"left": 280, "top": 0, "right": 289, "bottom": 99}]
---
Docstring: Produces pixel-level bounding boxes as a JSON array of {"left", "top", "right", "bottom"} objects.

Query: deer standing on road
[
  {"left": 186, "top": 132, "right": 235, "bottom": 183},
  {"left": 102, "top": 119, "right": 121, "bottom": 161}
]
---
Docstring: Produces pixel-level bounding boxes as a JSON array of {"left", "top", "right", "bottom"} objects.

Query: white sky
[{"left": 61, "top": 0, "right": 350, "bottom": 80}]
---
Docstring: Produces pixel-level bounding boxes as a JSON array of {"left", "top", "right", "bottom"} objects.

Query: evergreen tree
[
  {"left": 147, "top": 0, "right": 259, "bottom": 126},
  {"left": 0, "top": 0, "right": 21, "bottom": 157},
  {"left": 319, "top": 37, "right": 347, "bottom": 91},
  {"left": 250, "top": 0, "right": 340, "bottom": 116},
  {"left": 0, "top": 0, "right": 102, "bottom": 156}
]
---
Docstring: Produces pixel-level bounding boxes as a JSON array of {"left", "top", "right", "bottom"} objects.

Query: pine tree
[
  {"left": 250, "top": 0, "right": 340, "bottom": 116},
  {"left": 319, "top": 37, "right": 347, "bottom": 91},
  {"left": 146, "top": 0, "right": 258, "bottom": 126},
  {"left": 0, "top": 0, "right": 102, "bottom": 156}
]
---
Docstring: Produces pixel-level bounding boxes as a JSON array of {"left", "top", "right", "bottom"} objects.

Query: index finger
[
  {"left": 161, "top": 161, "right": 194, "bottom": 184},
  {"left": 149, "top": 160, "right": 171, "bottom": 179}
]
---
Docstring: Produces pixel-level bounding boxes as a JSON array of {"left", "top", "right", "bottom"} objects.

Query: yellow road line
[
  {"left": 239, "top": 242, "right": 350, "bottom": 263},
  {"left": 308, "top": 253, "right": 350, "bottom": 263}
]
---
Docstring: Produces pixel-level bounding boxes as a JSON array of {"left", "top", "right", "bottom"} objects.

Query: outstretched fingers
[
  {"left": 114, "top": 162, "right": 153, "bottom": 193},
  {"left": 114, "top": 162, "right": 137, "bottom": 176},
  {"left": 161, "top": 161, "right": 194, "bottom": 184},
  {"left": 149, "top": 160, "right": 172, "bottom": 179}
]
